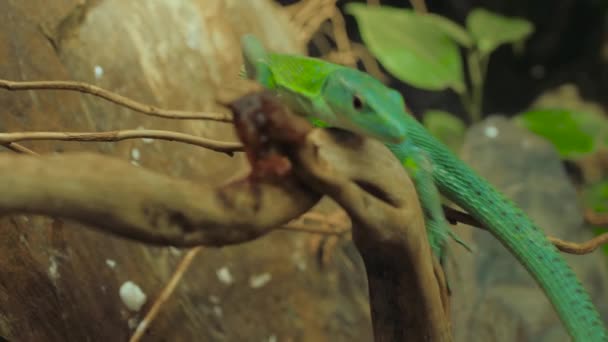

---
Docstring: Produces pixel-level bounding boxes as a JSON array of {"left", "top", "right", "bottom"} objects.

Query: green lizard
[{"left": 239, "top": 34, "right": 607, "bottom": 341}]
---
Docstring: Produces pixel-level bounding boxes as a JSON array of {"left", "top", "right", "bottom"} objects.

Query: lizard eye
[{"left": 352, "top": 95, "right": 364, "bottom": 110}]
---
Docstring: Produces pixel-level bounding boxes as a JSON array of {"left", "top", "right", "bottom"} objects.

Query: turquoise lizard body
[{"left": 240, "top": 34, "right": 607, "bottom": 341}]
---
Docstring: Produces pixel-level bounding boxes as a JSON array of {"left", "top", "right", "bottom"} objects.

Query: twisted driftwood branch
[
  {"left": 0, "top": 152, "right": 318, "bottom": 247},
  {"left": 229, "top": 92, "right": 451, "bottom": 341},
  {"left": 0, "top": 92, "right": 451, "bottom": 341}
]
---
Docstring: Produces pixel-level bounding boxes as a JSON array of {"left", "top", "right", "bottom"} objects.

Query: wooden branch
[
  {"left": 0, "top": 152, "right": 319, "bottom": 247},
  {"left": 130, "top": 246, "right": 202, "bottom": 342},
  {"left": 0, "top": 79, "right": 232, "bottom": 122},
  {"left": 548, "top": 234, "right": 608, "bottom": 255},
  {"left": 0, "top": 130, "right": 243, "bottom": 155},
  {"left": 292, "top": 129, "right": 452, "bottom": 342},
  {"left": 0, "top": 91, "right": 451, "bottom": 341},
  {"left": 443, "top": 205, "right": 608, "bottom": 255},
  {"left": 230, "top": 88, "right": 452, "bottom": 339},
  {"left": 1, "top": 142, "right": 39, "bottom": 155}
]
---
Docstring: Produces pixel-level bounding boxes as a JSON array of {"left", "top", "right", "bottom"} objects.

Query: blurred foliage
[
  {"left": 588, "top": 196, "right": 608, "bottom": 257},
  {"left": 584, "top": 180, "right": 608, "bottom": 213},
  {"left": 346, "top": 3, "right": 608, "bottom": 228},
  {"left": 515, "top": 84, "right": 608, "bottom": 159},
  {"left": 466, "top": 9, "right": 533, "bottom": 58},
  {"left": 422, "top": 110, "right": 466, "bottom": 152},
  {"left": 515, "top": 109, "right": 603, "bottom": 158},
  {"left": 345, "top": 4, "right": 534, "bottom": 123},
  {"left": 345, "top": 4, "right": 466, "bottom": 93},
  {"left": 513, "top": 84, "right": 608, "bottom": 229}
]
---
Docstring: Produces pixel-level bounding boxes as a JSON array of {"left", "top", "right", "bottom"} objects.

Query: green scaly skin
[{"left": 240, "top": 34, "right": 608, "bottom": 341}]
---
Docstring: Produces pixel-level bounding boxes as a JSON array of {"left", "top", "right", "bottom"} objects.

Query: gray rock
[{"left": 447, "top": 115, "right": 608, "bottom": 341}]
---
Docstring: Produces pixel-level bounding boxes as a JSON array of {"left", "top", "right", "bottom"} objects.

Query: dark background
[{"left": 282, "top": 0, "right": 608, "bottom": 121}]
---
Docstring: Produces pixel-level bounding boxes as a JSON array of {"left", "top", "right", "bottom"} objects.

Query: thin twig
[
  {"left": 130, "top": 247, "right": 202, "bottom": 342},
  {"left": 0, "top": 79, "right": 232, "bottom": 122},
  {"left": 322, "top": 43, "right": 389, "bottom": 83},
  {"left": 549, "top": 233, "right": 608, "bottom": 255},
  {"left": 0, "top": 152, "right": 320, "bottom": 246},
  {"left": 301, "top": 207, "right": 608, "bottom": 255},
  {"left": 286, "top": 0, "right": 337, "bottom": 46},
  {"left": 442, "top": 206, "right": 608, "bottom": 254},
  {"left": 284, "top": 210, "right": 350, "bottom": 235},
  {"left": 0, "top": 130, "right": 243, "bottom": 154},
  {"left": 351, "top": 43, "right": 389, "bottom": 82},
  {"left": 584, "top": 208, "right": 608, "bottom": 226},
  {"left": 329, "top": 10, "right": 352, "bottom": 61},
  {"left": 2, "top": 142, "right": 39, "bottom": 155}
]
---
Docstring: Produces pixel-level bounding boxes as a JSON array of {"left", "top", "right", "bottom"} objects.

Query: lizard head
[{"left": 320, "top": 68, "right": 408, "bottom": 144}]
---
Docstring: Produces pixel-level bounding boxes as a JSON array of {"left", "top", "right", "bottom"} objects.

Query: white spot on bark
[
  {"left": 48, "top": 256, "right": 60, "bottom": 280},
  {"left": 291, "top": 251, "right": 307, "bottom": 271},
  {"left": 94, "top": 65, "right": 104, "bottom": 79},
  {"left": 213, "top": 305, "right": 223, "bottom": 317},
  {"left": 128, "top": 317, "right": 139, "bottom": 329},
  {"left": 131, "top": 148, "right": 141, "bottom": 161},
  {"left": 169, "top": 246, "right": 182, "bottom": 256},
  {"left": 296, "top": 260, "right": 307, "bottom": 271},
  {"left": 249, "top": 272, "right": 272, "bottom": 289},
  {"left": 216, "top": 267, "right": 233, "bottom": 285},
  {"left": 119, "top": 281, "right": 147, "bottom": 311},
  {"left": 106, "top": 259, "right": 117, "bottom": 269}
]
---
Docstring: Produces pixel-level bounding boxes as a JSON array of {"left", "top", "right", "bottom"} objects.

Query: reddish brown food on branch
[{"left": 229, "top": 91, "right": 312, "bottom": 180}]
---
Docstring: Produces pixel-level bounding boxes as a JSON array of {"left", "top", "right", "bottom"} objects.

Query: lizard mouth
[
  {"left": 384, "top": 135, "right": 406, "bottom": 144},
  {"left": 364, "top": 130, "right": 405, "bottom": 145}
]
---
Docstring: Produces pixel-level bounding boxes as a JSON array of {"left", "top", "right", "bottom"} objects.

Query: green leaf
[
  {"left": 345, "top": 4, "right": 465, "bottom": 93},
  {"left": 466, "top": 8, "right": 534, "bottom": 56},
  {"left": 420, "top": 13, "right": 474, "bottom": 48},
  {"left": 515, "top": 109, "right": 605, "bottom": 159},
  {"left": 422, "top": 110, "right": 466, "bottom": 151}
]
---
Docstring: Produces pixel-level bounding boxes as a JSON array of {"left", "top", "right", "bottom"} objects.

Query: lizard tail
[{"left": 404, "top": 119, "right": 608, "bottom": 341}]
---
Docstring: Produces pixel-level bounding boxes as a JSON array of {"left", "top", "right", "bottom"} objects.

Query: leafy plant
[
  {"left": 422, "top": 110, "right": 466, "bottom": 151},
  {"left": 583, "top": 180, "right": 608, "bottom": 214},
  {"left": 515, "top": 109, "right": 607, "bottom": 159},
  {"left": 515, "top": 105, "right": 608, "bottom": 225},
  {"left": 345, "top": 4, "right": 534, "bottom": 124}
]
